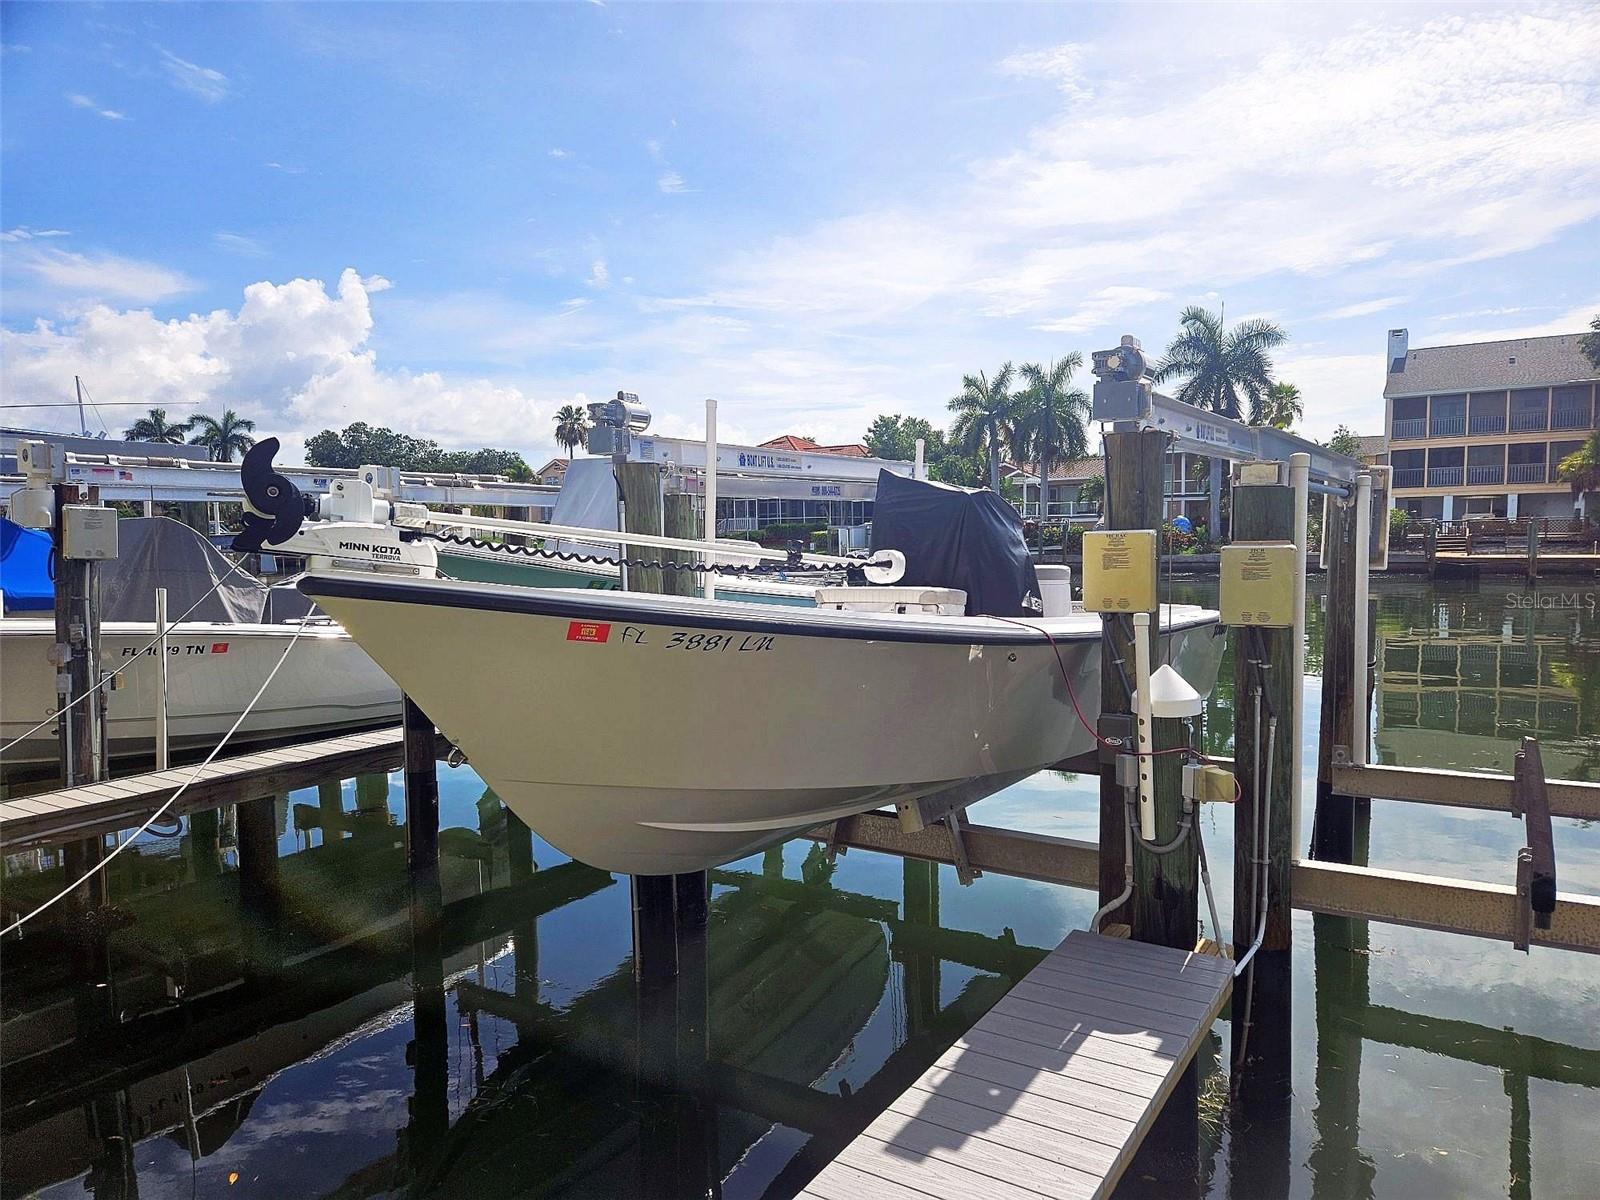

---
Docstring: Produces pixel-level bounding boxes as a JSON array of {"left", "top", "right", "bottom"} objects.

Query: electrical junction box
[
  {"left": 61, "top": 505, "right": 119, "bottom": 560},
  {"left": 1220, "top": 542, "right": 1296, "bottom": 626},
  {"left": 1081, "top": 529, "right": 1157, "bottom": 613},
  {"left": 1183, "top": 762, "right": 1236, "bottom": 803}
]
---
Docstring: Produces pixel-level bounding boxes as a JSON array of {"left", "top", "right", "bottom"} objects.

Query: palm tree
[
  {"left": 1154, "top": 305, "right": 1287, "bottom": 419},
  {"left": 1580, "top": 313, "right": 1600, "bottom": 371},
  {"left": 1251, "top": 381, "right": 1304, "bottom": 430},
  {"left": 123, "top": 407, "right": 190, "bottom": 443},
  {"left": 1015, "top": 355, "right": 1090, "bottom": 526},
  {"left": 1557, "top": 430, "right": 1600, "bottom": 498},
  {"left": 553, "top": 404, "right": 588, "bottom": 461},
  {"left": 187, "top": 410, "right": 257, "bottom": 462},
  {"left": 947, "top": 363, "right": 1017, "bottom": 491}
]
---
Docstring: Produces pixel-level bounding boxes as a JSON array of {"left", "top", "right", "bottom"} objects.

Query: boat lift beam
[
  {"left": 0, "top": 453, "right": 561, "bottom": 511},
  {"left": 1133, "top": 388, "right": 1364, "bottom": 488}
]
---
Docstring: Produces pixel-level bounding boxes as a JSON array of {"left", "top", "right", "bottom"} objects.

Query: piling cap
[{"left": 1145, "top": 663, "right": 1204, "bottom": 718}]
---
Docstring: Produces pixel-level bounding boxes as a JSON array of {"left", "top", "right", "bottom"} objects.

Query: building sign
[
  {"left": 810, "top": 485, "right": 842, "bottom": 496},
  {"left": 735, "top": 450, "right": 803, "bottom": 472}
]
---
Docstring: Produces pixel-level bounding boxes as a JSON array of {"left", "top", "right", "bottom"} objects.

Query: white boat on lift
[
  {"left": 231, "top": 439, "right": 1224, "bottom": 876},
  {"left": 299, "top": 572, "right": 1224, "bottom": 874}
]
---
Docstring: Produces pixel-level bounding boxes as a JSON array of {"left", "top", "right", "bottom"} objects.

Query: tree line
[
  {"left": 122, "top": 407, "right": 259, "bottom": 462},
  {"left": 862, "top": 305, "right": 1311, "bottom": 496}
]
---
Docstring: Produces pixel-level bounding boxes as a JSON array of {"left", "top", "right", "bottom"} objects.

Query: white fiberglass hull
[
  {"left": 301, "top": 573, "right": 1224, "bottom": 875},
  {"left": 0, "top": 618, "right": 401, "bottom": 767}
]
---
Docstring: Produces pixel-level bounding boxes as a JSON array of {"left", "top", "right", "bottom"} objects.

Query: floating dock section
[{"left": 803, "top": 930, "right": 1232, "bottom": 1200}]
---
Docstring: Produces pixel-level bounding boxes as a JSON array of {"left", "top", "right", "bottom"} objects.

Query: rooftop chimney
[{"left": 1387, "top": 328, "right": 1409, "bottom": 374}]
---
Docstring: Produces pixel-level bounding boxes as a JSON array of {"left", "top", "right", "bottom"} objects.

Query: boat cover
[
  {"left": 0, "top": 518, "right": 53, "bottom": 612},
  {"left": 100, "top": 517, "right": 274, "bottom": 624},
  {"left": 869, "top": 470, "right": 1042, "bottom": 617}
]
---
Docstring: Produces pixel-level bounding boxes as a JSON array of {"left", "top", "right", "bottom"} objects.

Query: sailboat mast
[{"left": 74, "top": 375, "right": 87, "bottom": 435}]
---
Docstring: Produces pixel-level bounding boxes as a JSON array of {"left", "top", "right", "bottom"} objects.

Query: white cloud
[
  {"left": 1316, "top": 296, "right": 1407, "bottom": 321},
  {"left": 657, "top": 171, "right": 688, "bottom": 194},
  {"left": 1, "top": 227, "right": 70, "bottom": 243},
  {"left": 1, "top": 269, "right": 563, "bottom": 462},
  {"left": 266, "top": 161, "right": 307, "bottom": 174},
  {"left": 998, "top": 43, "right": 1091, "bottom": 101},
  {"left": 8, "top": 247, "right": 195, "bottom": 302},
  {"left": 683, "top": 5, "right": 1600, "bottom": 343},
  {"left": 214, "top": 231, "right": 268, "bottom": 258},
  {"left": 587, "top": 258, "right": 610, "bottom": 288},
  {"left": 1033, "top": 286, "right": 1170, "bottom": 334},
  {"left": 158, "top": 47, "right": 229, "bottom": 102},
  {"left": 1414, "top": 300, "right": 1600, "bottom": 348},
  {"left": 548, "top": 147, "right": 570, "bottom": 159},
  {"left": 67, "top": 93, "right": 125, "bottom": 120}
]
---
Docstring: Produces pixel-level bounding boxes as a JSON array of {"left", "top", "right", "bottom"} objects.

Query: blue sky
[{"left": 3, "top": 1, "right": 1597, "bottom": 463}]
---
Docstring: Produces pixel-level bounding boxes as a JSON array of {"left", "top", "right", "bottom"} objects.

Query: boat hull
[
  {"left": 0, "top": 619, "right": 401, "bottom": 768},
  {"left": 302, "top": 574, "right": 1224, "bottom": 874}
]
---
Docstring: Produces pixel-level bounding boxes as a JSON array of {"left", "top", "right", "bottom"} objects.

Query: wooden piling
[
  {"left": 403, "top": 697, "right": 442, "bottom": 955},
  {"left": 1311, "top": 492, "right": 1365, "bottom": 864},
  {"left": 663, "top": 491, "right": 701, "bottom": 598},
  {"left": 52, "top": 483, "right": 107, "bottom": 789},
  {"left": 616, "top": 461, "right": 666, "bottom": 594},
  {"left": 1097, "top": 429, "right": 1170, "bottom": 934},
  {"left": 1229, "top": 481, "right": 1296, "bottom": 1079},
  {"left": 1424, "top": 521, "right": 1437, "bottom": 577},
  {"left": 236, "top": 794, "right": 282, "bottom": 973},
  {"left": 1526, "top": 521, "right": 1540, "bottom": 583}
]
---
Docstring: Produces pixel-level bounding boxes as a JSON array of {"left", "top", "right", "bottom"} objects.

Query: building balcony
[
  {"left": 1393, "top": 467, "right": 1425, "bottom": 489},
  {"left": 1468, "top": 414, "right": 1506, "bottom": 435},
  {"left": 1507, "top": 462, "right": 1548, "bottom": 484},
  {"left": 1429, "top": 416, "right": 1466, "bottom": 438},
  {"left": 1466, "top": 465, "right": 1504, "bottom": 486},
  {"left": 1509, "top": 410, "right": 1548, "bottom": 433},
  {"left": 1426, "top": 466, "right": 1464, "bottom": 487},
  {"left": 1392, "top": 417, "right": 1427, "bottom": 440},
  {"left": 1551, "top": 406, "right": 1593, "bottom": 431}
]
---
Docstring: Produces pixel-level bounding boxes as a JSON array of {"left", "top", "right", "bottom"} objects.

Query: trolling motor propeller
[{"left": 233, "top": 437, "right": 313, "bottom": 552}]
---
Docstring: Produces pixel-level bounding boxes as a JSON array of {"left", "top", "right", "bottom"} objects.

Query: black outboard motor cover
[{"left": 869, "top": 470, "right": 1042, "bottom": 617}]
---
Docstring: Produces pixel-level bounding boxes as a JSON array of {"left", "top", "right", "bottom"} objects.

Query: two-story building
[
  {"left": 1383, "top": 328, "right": 1597, "bottom": 521},
  {"left": 1011, "top": 450, "right": 1212, "bottom": 525}
]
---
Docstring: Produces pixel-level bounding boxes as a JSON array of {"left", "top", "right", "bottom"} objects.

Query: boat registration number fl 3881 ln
[{"left": 298, "top": 573, "right": 1223, "bottom": 875}]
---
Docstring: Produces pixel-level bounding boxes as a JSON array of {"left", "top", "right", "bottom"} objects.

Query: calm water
[{"left": 2, "top": 578, "right": 1597, "bottom": 1199}]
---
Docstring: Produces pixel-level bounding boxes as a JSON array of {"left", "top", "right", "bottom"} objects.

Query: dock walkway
[
  {"left": 802, "top": 929, "right": 1233, "bottom": 1200},
  {"left": 0, "top": 726, "right": 413, "bottom": 851}
]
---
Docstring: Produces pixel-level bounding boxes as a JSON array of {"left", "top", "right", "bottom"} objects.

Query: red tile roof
[{"left": 759, "top": 435, "right": 870, "bottom": 457}]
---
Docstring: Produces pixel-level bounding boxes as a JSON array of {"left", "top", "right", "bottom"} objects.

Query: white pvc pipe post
[
  {"left": 155, "top": 586, "right": 170, "bottom": 771},
  {"left": 1133, "top": 611, "right": 1156, "bottom": 841},
  {"left": 914, "top": 438, "right": 926, "bottom": 481},
  {"left": 703, "top": 398, "right": 718, "bottom": 599},
  {"left": 1288, "top": 453, "right": 1310, "bottom": 859},
  {"left": 1351, "top": 473, "right": 1372, "bottom": 767}
]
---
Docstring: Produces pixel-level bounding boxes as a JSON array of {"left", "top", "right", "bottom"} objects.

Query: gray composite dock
[
  {"left": 0, "top": 725, "right": 417, "bottom": 850},
  {"left": 802, "top": 929, "right": 1233, "bottom": 1200}
]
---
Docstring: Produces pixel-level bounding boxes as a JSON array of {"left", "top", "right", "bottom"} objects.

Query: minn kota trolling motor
[{"left": 233, "top": 438, "right": 440, "bottom": 576}]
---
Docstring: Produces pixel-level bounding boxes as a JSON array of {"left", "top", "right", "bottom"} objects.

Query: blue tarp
[{"left": 0, "top": 517, "right": 54, "bottom": 611}]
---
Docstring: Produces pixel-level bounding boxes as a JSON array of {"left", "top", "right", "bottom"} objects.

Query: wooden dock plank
[
  {"left": 804, "top": 930, "right": 1232, "bottom": 1200},
  {"left": 0, "top": 726, "right": 428, "bottom": 851}
]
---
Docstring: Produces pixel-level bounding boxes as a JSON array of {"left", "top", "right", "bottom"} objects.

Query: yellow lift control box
[
  {"left": 1081, "top": 529, "right": 1158, "bottom": 613},
  {"left": 1220, "top": 542, "right": 1298, "bottom": 626}
]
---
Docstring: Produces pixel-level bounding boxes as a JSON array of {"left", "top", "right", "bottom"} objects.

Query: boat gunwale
[{"left": 300, "top": 572, "right": 1220, "bottom": 647}]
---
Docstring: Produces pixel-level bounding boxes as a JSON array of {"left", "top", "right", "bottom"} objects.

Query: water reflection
[{"left": 2, "top": 578, "right": 1597, "bottom": 1198}]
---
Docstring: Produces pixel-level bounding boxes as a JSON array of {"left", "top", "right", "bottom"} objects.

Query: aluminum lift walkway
[{"left": 801, "top": 929, "right": 1233, "bottom": 1200}]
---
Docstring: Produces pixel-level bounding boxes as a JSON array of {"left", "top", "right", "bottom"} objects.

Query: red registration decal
[
  {"left": 566, "top": 621, "right": 612, "bottom": 643},
  {"left": 211, "top": 643, "right": 230, "bottom": 654}
]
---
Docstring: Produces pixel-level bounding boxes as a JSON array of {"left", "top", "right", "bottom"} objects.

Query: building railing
[
  {"left": 1468, "top": 414, "right": 1506, "bottom": 435},
  {"left": 1018, "top": 502, "right": 1103, "bottom": 520},
  {"left": 1392, "top": 417, "right": 1427, "bottom": 440},
  {"left": 1507, "top": 462, "right": 1548, "bottom": 484},
  {"left": 1392, "top": 468, "right": 1425, "bottom": 488},
  {"left": 1551, "top": 405, "right": 1593, "bottom": 431},
  {"left": 1426, "top": 466, "right": 1464, "bottom": 487},
  {"left": 1509, "top": 409, "right": 1548, "bottom": 433},
  {"left": 1429, "top": 415, "right": 1466, "bottom": 438},
  {"left": 716, "top": 517, "right": 759, "bottom": 534},
  {"left": 1466, "top": 465, "right": 1504, "bottom": 485}
]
